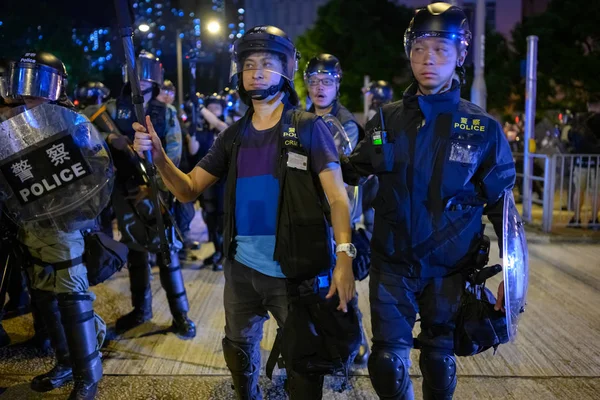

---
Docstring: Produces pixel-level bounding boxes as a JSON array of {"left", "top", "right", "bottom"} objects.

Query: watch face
[{"left": 348, "top": 244, "right": 357, "bottom": 258}]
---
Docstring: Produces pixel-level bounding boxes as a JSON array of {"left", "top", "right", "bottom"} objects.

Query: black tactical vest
[{"left": 220, "top": 105, "right": 334, "bottom": 280}]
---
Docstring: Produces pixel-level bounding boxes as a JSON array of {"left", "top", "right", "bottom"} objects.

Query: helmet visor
[
  {"left": 137, "top": 57, "right": 163, "bottom": 85},
  {"left": 8, "top": 63, "right": 64, "bottom": 101},
  {"left": 230, "top": 50, "right": 298, "bottom": 83},
  {"left": 404, "top": 31, "right": 471, "bottom": 58}
]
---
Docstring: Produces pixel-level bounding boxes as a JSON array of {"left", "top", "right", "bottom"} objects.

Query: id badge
[
  {"left": 287, "top": 152, "right": 308, "bottom": 170},
  {"left": 448, "top": 141, "right": 481, "bottom": 165}
]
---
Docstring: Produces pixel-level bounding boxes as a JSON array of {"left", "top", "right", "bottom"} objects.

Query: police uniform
[
  {"left": 2, "top": 52, "right": 108, "bottom": 400},
  {"left": 84, "top": 51, "right": 194, "bottom": 338},
  {"left": 104, "top": 93, "right": 195, "bottom": 337},
  {"left": 343, "top": 80, "right": 515, "bottom": 399}
]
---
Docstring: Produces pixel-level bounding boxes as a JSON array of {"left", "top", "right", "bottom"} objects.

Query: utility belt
[{"left": 25, "top": 231, "right": 128, "bottom": 287}]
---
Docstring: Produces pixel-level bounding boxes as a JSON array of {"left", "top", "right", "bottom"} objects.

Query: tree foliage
[{"left": 511, "top": 0, "right": 600, "bottom": 112}]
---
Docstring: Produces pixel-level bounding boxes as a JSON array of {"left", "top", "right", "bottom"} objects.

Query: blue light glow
[
  {"left": 160, "top": 25, "right": 166, "bottom": 31},
  {"left": 178, "top": 11, "right": 184, "bottom": 17},
  {"left": 179, "top": 33, "right": 185, "bottom": 38},
  {"left": 156, "top": 50, "right": 162, "bottom": 56},
  {"left": 238, "top": 8, "right": 245, "bottom": 14}
]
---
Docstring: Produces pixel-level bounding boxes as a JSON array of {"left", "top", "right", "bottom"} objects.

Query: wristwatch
[{"left": 336, "top": 243, "right": 357, "bottom": 259}]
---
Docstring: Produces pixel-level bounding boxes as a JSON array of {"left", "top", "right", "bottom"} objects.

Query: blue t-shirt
[{"left": 198, "top": 113, "right": 339, "bottom": 277}]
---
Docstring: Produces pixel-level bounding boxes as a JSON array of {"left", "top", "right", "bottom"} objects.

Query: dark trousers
[
  {"left": 223, "top": 259, "right": 324, "bottom": 399},
  {"left": 369, "top": 266, "right": 464, "bottom": 399}
]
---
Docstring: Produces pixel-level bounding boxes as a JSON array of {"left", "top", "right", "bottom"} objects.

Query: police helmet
[
  {"left": 404, "top": 2, "right": 472, "bottom": 58},
  {"left": 137, "top": 50, "right": 163, "bottom": 85},
  {"left": 74, "top": 81, "right": 110, "bottom": 106},
  {"left": 304, "top": 54, "right": 342, "bottom": 82},
  {"left": 231, "top": 25, "right": 300, "bottom": 105},
  {"left": 7, "top": 51, "right": 67, "bottom": 101},
  {"left": 162, "top": 79, "right": 175, "bottom": 92},
  {"left": 205, "top": 93, "right": 226, "bottom": 109},
  {"left": 369, "top": 80, "right": 393, "bottom": 105}
]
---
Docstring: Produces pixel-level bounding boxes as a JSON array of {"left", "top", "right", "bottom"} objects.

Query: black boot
[
  {"left": 354, "top": 336, "right": 371, "bottom": 365},
  {"left": 222, "top": 338, "right": 262, "bottom": 400},
  {"left": 286, "top": 370, "right": 324, "bottom": 400},
  {"left": 203, "top": 252, "right": 224, "bottom": 271},
  {"left": 116, "top": 251, "right": 152, "bottom": 333},
  {"left": 30, "top": 291, "right": 73, "bottom": 392},
  {"left": 58, "top": 293, "right": 103, "bottom": 400},
  {"left": 159, "top": 251, "right": 196, "bottom": 338}
]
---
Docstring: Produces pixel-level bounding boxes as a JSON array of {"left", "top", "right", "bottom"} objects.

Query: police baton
[
  {"left": 113, "top": 0, "right": 171, "bottom": 264},
  {"left": 187, "top": 49, "right": 199, "bottom": 138}
]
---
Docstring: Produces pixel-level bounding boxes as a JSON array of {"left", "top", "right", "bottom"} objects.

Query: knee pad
[
  {"left": 222, "top": 338, "right": 259, "bottom": 374},
  {"left": 419, "top": 350, "right": 457, "bottom": 399},
  {"left": 368, "top": 346, "right": 412, "bottom": 399}
]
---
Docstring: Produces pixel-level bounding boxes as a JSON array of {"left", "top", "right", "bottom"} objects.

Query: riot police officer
[
  {"left": 74, "top": 82, "right": 110, "bottom": 109},
  {"left": 342, "top": 4, "right": 515, "bottom": 399},
  {"left": 304, "top": 54, "right": 370, "bottom": 365},
  {"left": 2, "top": 51, "right": 109, "bottom": 400},
  {"left": 84, "top": 51, "right": 196, "bottom": 338},
  {"left": 365, "top": 80, "right": 394, "bottom": 122},
  {"left": 305, "top": 54, "right": 364, "bottom": 145}
]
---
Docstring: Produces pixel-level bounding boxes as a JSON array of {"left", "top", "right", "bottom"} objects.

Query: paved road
[{"left": 1, "top": 214, "right": 599, "bottom": 399}]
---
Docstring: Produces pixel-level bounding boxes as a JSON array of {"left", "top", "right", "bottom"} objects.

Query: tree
[
  {"left": 463, "top": 27, "right": 521, "bottom": 117},
  {"left": 295, "top": 0, "right": 415, "bottom": 111},
  {"left": 510, "top": 0, "right": 600, "bottom": 111}
]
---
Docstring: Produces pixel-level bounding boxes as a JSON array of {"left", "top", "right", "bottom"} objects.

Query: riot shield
[
  {"left": 322, "top": 114, "right": 360, "bottom": 219},
  {"left": 322, "top": 114, "right": 353, "bottom": 156},
  {"left": 502, "top": 190, "right": 529, "bottom": 341},
  {"left": 0, "top": 103, "right": 114, "bottom": 232}
]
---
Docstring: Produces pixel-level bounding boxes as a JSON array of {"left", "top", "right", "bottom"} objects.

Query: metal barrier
[{"left": 516, "top": 152, "right": 600, "bottom": 232}]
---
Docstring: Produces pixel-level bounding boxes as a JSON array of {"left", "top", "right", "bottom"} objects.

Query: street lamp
[
  {"left": 207, "top": 20, "right": 221, "bottom": 34},
  {"left": 139, "top": 23, "right": 150, "bottom": 32}
]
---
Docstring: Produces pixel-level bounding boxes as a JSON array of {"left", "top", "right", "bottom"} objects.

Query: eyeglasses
[{"left": 307, "top": 77, "right": 336, "bottom": 87}]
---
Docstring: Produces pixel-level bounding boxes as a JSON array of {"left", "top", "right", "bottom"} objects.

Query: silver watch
[{"left": 336, "top": 243, "right": 357, "bottom": 259}]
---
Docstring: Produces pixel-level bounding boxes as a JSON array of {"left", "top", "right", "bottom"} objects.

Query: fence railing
[{"left": 515, "top": 153, "right": 600, "bottom": 232}]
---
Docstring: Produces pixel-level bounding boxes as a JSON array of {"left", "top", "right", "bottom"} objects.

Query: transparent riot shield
[
  {"left": 0, "top": 103, "right": 114, "bottom": 232},
  {"left": 502, "top": 190, "right": 529, "bottom": 341}
]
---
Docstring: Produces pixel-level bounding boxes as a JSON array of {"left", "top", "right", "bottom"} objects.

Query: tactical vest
[
  {"left": 331, "top": 101, "right": 365, "bottom": 142},
  {"left": 221, "top": 105, "right": 334, "bottom": 280}
]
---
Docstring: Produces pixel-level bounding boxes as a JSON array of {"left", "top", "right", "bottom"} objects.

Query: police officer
[
  {"left": 74, "top": 82, "right": 110, "bottom": 109},
  {"left": 85, "top": 51, "right": 196, "bottom": 338},
  {"left": 342, "top": 4, "right": 515, "bottom": 399},
  {"left": 3, "top": 51, "right": 106, "bottom": 400},
  {"left": 133, "top": 25, "right": 357, "bottom": 400},
  {"left": 365, "top": 80, "right": 394, "bottom": 122},
  {"left": 304, "top": 54, "right": 370, "bottom": 365},
  {"left": 305, "top": 54, "right": 364, "bottom": 146}
]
